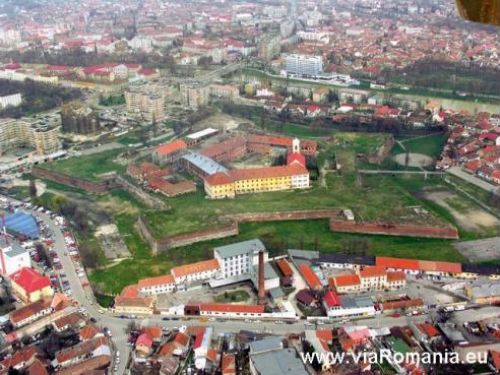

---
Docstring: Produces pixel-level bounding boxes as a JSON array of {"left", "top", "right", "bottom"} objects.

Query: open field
[
  {"left": 40, "top": 148, "right": 126, "bottom": 181},
  {"left": 393, "top": 153, "right": 434, "bottom": 168},
  {"left": 398, "top": 133, "right": 447, "bottom": 158},
  {"left": 423, "top": 189, "right": 500, "bottom": 233},
  {"left": 454, "top": 237, "right": 500, "bottom": 263}
]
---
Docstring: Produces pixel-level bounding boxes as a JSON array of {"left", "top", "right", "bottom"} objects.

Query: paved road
[
  {"left": 34, "top": 212, "right": 130, "bottom": 375},
  {"left": 447, "top": 167, "right": 500, "bottom": 193}
]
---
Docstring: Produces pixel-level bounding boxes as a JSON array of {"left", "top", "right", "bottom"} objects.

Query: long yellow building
[{"left": 204, "top": 162, "right": 310, "bottom": 199}]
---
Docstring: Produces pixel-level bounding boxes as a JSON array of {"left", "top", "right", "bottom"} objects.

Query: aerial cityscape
[{"left": 0, "top": 0, "right": 499, "bottom": 374}]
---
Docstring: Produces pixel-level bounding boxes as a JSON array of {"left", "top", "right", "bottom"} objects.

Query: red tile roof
[
  {"left": 333, "top": 274, "right": 361, "bottom": 288},
  {"left": 323, "top": 290, "right": 341, "bottom": 308},
  {"left": 138, "top": 274, "right": 175, "bottom": 289},
  {"left": 287, "top": 152, "right": 306, "bottom": 167},
  {"left": 155, "top": 139, "right": 187, "bottom": 156},
  {"left": 221, "top": 353, "right": 236, "bottom": 375},
  {"left": 386, "top": 271, "right": 406, "bottom": 282},
  {"left": 136, "top": 333, "right": 153, "bottom": 348},
  {"left": 299, "top": 264, "right": 322, "bottom": 290},
  {"left": 10, "top": 267, "right": 51, "bottom": 293},
  {"left": 382, "top": 298, "right": 424, "bottom": 311},
  {"left": 171, "top": 259, "right": 219, "bottom": 279},
  {"left": 204, "top": 172, "right": 234, "bottom": 186},
  {"left": 9, "top": 298, "right": 51, "bottom": 324},
  {"left": 229, "top": 163, "right": 308, "bottom": 181},
  {"left": 276, "top": 259, "right": 293, "bottom": 278},
  {"left": 417, "top": 323, "right": 440, "bottom": 337},
  {"left": 359, "top": 266, "right": 386, "bottom": 278},
  {"left": 376, "top": 257, "right": 420, "bottom": 271},
  {"left": 199, "top": 303, "right": 265, "bottom": 314},
  {"left": 491, "top": 351, "right": 500, "bottom": 371}
]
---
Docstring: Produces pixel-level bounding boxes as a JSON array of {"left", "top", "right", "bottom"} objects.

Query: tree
[{"left": 29, "top": 178, "right": 37, "bottom": 198}]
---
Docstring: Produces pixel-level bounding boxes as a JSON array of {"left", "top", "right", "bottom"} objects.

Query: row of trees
[{"left": 0, "top": 79, "right": 82, "bottom": 118}]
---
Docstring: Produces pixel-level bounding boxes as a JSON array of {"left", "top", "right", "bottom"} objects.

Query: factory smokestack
[{"left": 258, "top": 250, "right": 266, "bottom": 305}]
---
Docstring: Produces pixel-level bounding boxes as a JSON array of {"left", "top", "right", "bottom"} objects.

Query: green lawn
[
  {"left": 214, "top": 290, "right": 251, "bottom": 303},
  {"left": 400, "top": 133, "right": 447, "bottom": 157},
  {"left": 41, "top": 148, "right": 126, "bottom": 181}
]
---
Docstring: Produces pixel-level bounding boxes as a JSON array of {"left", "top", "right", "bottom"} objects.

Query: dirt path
[{"left": 424, "top": 190, "right": 500, "bottom": 231}]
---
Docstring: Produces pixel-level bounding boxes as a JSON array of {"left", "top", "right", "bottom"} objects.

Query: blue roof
[
  {"left": 182, "top": 152, "right": 228, "bottom": 176},
  {"left": 5, "top": 212, "right": 39, "bottom": 239}
]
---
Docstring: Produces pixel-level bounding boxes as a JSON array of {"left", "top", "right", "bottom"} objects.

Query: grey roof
[
  {"left": 437, "top": 323, "right": 467, "bottom": 343},
  {"left": 249, "top": 336, "right": 283, "bottom": 354},
  {"left": 340, "top": 295, "right": 373, "bottom": 309},
  {"left": 250, "top": 348, "right": 308, "bottom": 375},
  {"left": 182, "top": 152, "right": 227, "bottom": 175},
  {"left": 287, "top": 249, "right": 319, "bottom": 260},
  {"left": 269, "top": 287, "right": 284, "bottom": 299},
  {"left": 0, "top": 237, "right": 26, "bottom": 258},
  {"left": 214, "top": 239, "right": 265, "bottom": 259},
  {"left": 468, "top": 282, "right": 500, "bottom": 298}
]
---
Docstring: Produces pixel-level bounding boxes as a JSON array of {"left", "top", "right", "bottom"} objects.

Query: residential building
[
  {"left": 113, "top": 285, "right": 155, "bottom": 315},
  {"left": 285, "top": 54, "right": 323, "bottom": 77},
  {"left": 9, "top": 298, "right": 52, "bottom": 328},
  {"left": 60, "top": 102, "right": 100, "bottom": 135},
  {"left": 198, "top": 303, "right": 265, "bottom": 318},
  {"left": 331, "top": 274, "right": 361, "bottom": 293},
  {"left": 180, "top": 83, "right": 209, "bottom": 110},
  {"left": 258, "top": 35, "right": 281, "bottom": 61},
  {"left": 10, "top": 267, "right": 53, "bottom": 303},
  {"left": 125, "top": 88, "right": 166, "bottom": 122},
  {"left": 0, "top": 118, "right": 60, "bottom": 156},
  {"left": 249, "top": 344, "right": 308, "bottom": 375},
  {"left": 0, "top": 93, "right": 22, "bottom": 109}
]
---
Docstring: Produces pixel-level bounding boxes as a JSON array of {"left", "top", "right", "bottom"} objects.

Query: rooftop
[
  {"left": 186, "top": 127, "right": 219, "bottom": 140},
  {"left": 10, "top": 267, "right": 51, "bottom": 293},
  {"left": 250, "top": 348, "right": 308, "bottom": 375},
  {"left": 171, "top": 259, "right": 220, "bottom": 279},
  {"left": 214, "top": 239, "right": 265, "bottom": 259},
  {"left": 182, "top": 152, "right": 228, "bottom": 176}
]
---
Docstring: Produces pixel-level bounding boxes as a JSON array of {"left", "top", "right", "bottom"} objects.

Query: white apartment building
[
  {"left": 0, "top": 118, "right": 60, "bottom": 156},
  {"left": 0, "top": 93, "right": 22, "bottom": 109},
  {"left": 285, "top": 54, "right": 323, "bottom": 77}
]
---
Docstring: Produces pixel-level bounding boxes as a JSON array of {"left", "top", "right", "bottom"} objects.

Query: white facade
[
  {"left": 327, "top": 304, "right": 376, "bottom": 318},
  {"left": 285, "top": 54, "right": 323, "bottom": 77},
  {"left": 0, "top": 93, "right": 22, "bottom": 109},
  {"left": 213, "top": 239, "right": 267, "bottom": 280},
  {"left": 0, "top": 242, "right": 31, "bottom": 276},
  {"left": 291, "top": 174, "right": 310, "bottom": 189},
  {"left": 138, "top": 281, "right": 175, "bottom": 296}
]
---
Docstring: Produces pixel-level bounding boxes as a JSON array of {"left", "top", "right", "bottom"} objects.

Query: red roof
[
  {"left": 10, "top": 267, "right": 51, "bottom": 293},
  {"left": 359, "top": 266, "right": 386, "bottom": 278},
  {"left": 333, "top": 274, "right": 361, "bottom": 288},
  {"left": 376, "top": 257, "right": 420, "bottom": 271},
  {"left": 276, "top": 259, "right": 293, "bottom": 277},
  {"left": 491, "top": 351, "right": 500, "bottom": 371},
  {"left": 287, "top": 152, "right": 306, "bottom": 167},
  {"left": 199, "top": 303, "right": 265, "bottom": 314},
  {"left": 155, "top": 139, "right": 187, "bottom": 156},
  {"left": 323, "top": 290, "right": 341, "bottom": 308},
  {"left": 229, "top": 163, "right": 308, "bottom": 181},
  {"left": 417, "top": 323, "right": 440, "bottom": 337},
  {"left": 386, "top": 271, "right": 406, "bottom": 282},
  {"left": 136, "top": 333, "right": 153, "bottom": 348},
  {"left": 204, "top": 172, "right": 234, "bottom": 186},
  {"left": 138, "top": 68, "right": 158, "bottom": 76},
  {"left": 299, "top": 264, "right": 322, "bottom": 290}
]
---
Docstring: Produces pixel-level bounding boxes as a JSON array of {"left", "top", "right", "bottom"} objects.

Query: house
[
  {"left": 326, "top": 296, "right": 375, "bottom": 318},
  {"left": 56, "top": 355, "right": 111, "bottom": 375},
  {"left": 53, "top": 312, "right": 85, "bottom": 332},
  {"left": 0, "top": 346, "right": 41, "bottom": 372},
  {"left": 10, "top": 267, "right": 53, "bottom": 303},
  {"left": 79, "top": 324, "right": 103, "bottom": 341},
  {"left": 53, "top": 336, "right": 109, "bottom": 368},
  {"left": 295, "top": 289, "right": 316, "bottom": 307},
  {"left": 221, "top": 353, "right": 236, "bottom": 375},
  {"left": 330, "top": 274, "right": 361, "bottom": 294},
  {"left": 322, "top": 289, "right": 341, "bottom": 312},
  {"left": 114, "top": 285, "right": 155, "bottom": 315},
  {"left": 9, "top": 298, "right": 52, "bottom": 328},
  {"left": 135, "top": 333, "right": 153, "bottom": 356}
]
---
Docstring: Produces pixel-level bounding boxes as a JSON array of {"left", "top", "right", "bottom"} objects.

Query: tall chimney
[{"left": 257, "top": 250, "right": 266, "bottom": 305}]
